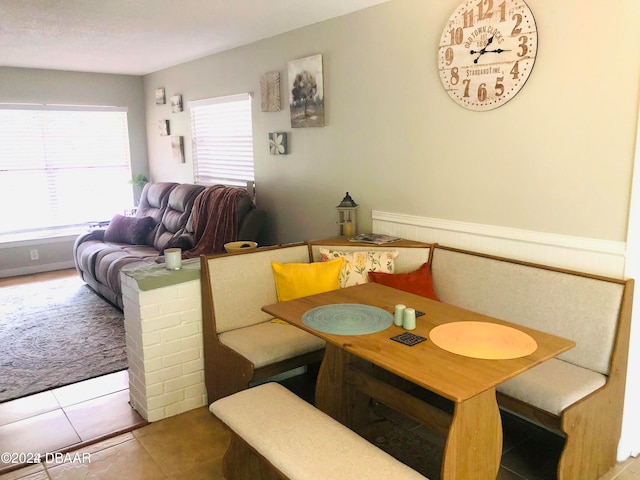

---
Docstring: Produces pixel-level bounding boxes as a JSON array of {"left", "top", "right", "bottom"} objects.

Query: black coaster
[
  {"left": 415, "top": 310, "right": 425, "bottom": 317},
  {"left": 390, "top": 332, "right": 427, "bottom": 346}
]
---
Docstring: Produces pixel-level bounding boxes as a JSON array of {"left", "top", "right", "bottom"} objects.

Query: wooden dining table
[{"left": 262, "top": 282, "right": 575, "bottom": 480}]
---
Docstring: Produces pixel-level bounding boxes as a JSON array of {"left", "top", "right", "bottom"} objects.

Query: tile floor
[{"left": 0, "top": 369, "right": 639, "bottom": 479}]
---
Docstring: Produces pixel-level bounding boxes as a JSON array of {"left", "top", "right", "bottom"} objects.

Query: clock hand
[
  {"left": 470, "top": 35, "right": 495, "bottom": 64},
  {"left": 484, "top": 48, "right": 511, "bottom": 54}
]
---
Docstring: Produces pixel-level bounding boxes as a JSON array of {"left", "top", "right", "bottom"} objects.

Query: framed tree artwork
[{"left": 287, "top": 54, "right": 324, "bottom": 128}]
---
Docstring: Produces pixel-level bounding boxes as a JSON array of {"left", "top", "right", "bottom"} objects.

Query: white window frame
[{"left": 188, "top": 93, "right": 255, "bottom": 187}]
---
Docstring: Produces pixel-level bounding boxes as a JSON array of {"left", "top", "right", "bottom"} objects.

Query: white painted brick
[
  {"left": 162, "top": 347, "right": 200, "bottom": 368},
  {"left": 180, "top": 309, "right": 202, "bottom": 325},
  {"left": 146, "top": 408, "right": 166, "bottom": 423},
  {"left": 147, "top": 390, "right": 184, "bottom": 411},
  {"left": 146, "top": 382, "right": 164, "bottom": 398},
  {"left": 177, "top": 280, "right": 200, "bottom": 298},
  {"left": 140, "top": 303, "right": 161, "bottom": 319},
  {"left": 182, "top": 357, "right": 204, "bottom": 375},
  {"left": 139, "top": 287, "right": 179, "bottom": 305},
  {"left": 141, "top": 330, "right": 162, "bottom": 346},
  {"left": 140, "top": 314, "right": 181, "bottom": 333},
  {"left": 164, "top": 371, "right": 202, "bottom": 393},
  {"left": 145, "top": 365, "right": 183, "bottom": 385},
  {"left": 160, "top": 324, "right": 194, "bottom": 343},
  {"left": 159, "top": 297, "right": 198, "bottom": 315},
  {"left": 143, "top": 339, "right": 182, "bottom": 360},
  {"left": 181, "top": 334, "right": 203, "bottom": 351},
  {"left": 143, "top": 357, "right": 163, "bottom": 373},
  {"left": 184, "top": 382, "right": 206, "bottom": 399}
]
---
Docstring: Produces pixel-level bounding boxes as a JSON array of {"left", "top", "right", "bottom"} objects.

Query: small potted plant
[{"left": 129, "top": 174, "right": 149, "bottom": 205}]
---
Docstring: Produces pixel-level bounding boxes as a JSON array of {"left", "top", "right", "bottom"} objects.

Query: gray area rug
[{"left": 0, "top": 274, "right": 127, "bottom": 403}]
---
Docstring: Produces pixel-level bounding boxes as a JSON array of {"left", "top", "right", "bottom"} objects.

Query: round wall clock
[{"left": 437, "top": 0, "right": 538, "bottom": 111}]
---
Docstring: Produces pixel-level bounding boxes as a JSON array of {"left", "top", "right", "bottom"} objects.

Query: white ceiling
[{"left": 0, "top": 0, "right": 391, "bottom": 76}]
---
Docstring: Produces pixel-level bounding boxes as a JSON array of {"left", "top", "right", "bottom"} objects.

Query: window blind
[
  {"left": 0, "top": 105, "right": 133, "bottom": 236},
  {"left": 188, "top": 93, "right": 255, "bottom": 187}
]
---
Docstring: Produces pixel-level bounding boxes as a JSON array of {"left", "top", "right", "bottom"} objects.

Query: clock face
[{"left": 438, "top": 0, "right": 538, "bottom": 111}]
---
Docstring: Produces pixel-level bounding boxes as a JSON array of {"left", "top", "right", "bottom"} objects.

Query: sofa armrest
[
  {"left": 166, "top": 232, "right": 197, "bottom": 250},
  {"left": 75, "top": 229, "right": 105, "bottom": 246}
]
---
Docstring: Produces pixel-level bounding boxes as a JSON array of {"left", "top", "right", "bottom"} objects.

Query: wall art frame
[{"left": 288, "top": 54, "right": 324, "bottom": 128}]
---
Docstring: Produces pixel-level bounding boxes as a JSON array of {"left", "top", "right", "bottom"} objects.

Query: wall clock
[{"left": 437, "top": 0, "right": 538, "bottom": 111}]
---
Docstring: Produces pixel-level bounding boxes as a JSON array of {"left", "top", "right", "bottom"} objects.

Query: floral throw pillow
[{"left": 320, "top": 248, "right": 399, "bottom": 288}]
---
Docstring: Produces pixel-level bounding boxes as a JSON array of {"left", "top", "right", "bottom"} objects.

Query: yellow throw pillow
[{"left": 271, "top": 258, "right": 345, "bottom": 302}]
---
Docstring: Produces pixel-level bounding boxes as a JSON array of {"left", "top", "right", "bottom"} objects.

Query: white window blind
[
  {"left": 0, "top": 105, "right": 133, "bottom": 236},
  {"left": 188, "top": 93, "right": 255, "bottom": 187}
]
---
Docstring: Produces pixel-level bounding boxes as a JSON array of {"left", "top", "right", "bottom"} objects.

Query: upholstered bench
[
  {"left": 210, "top": 382, "right": 428, "bottom": 480},
  {"left": 430, "top": 245, "right": 634, "bottom": 480}
]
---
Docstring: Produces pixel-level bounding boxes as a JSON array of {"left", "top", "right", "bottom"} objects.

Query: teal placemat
[{"left": 302, "top": 304, "right": 393, "bottom": 335}]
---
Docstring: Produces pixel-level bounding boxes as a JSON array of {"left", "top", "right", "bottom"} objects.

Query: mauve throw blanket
[{"left": 183, "top": 185, "right": 244, "bottom": 258}]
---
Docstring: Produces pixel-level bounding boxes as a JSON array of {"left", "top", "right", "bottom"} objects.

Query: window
[
  {"left": 0, "top": 105, "right": 133, "bottom": 236},
  {"left": 189, "top": 93, "right": 255, "bottom": 187}
]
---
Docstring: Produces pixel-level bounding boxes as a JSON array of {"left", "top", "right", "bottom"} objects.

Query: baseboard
[
  {"left": 0, "top": 261, "right": 76, "bottom": 279},
  {"left": 372, "top": 210, "right": 626, "bottom": 278}
]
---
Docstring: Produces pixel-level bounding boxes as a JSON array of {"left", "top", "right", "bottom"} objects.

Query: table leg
[
  {"left": 442, "top": 388, "right": 502, "bottom": 480},
  {"left": 315, "top": 343, "right": 354, "bottom": 425}
]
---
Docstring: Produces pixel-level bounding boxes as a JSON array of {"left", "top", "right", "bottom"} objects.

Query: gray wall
[
  {"left": 143, "top": 0, "right": 640, "bottom": 246},
  {"left": 0, "top": 67, "right": 147, "bottom": 276}
]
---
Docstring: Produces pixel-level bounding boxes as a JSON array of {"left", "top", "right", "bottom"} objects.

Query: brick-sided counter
[{"left": 120, "top": 259, "right": 206, "bottom": 422}]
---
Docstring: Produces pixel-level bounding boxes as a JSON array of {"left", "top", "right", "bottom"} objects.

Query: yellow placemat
[{"left": 429, "top": 321, "right": 538, "bottom": 360}]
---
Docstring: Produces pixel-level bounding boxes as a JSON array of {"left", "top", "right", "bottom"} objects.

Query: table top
[{"left": 262, "top": 282, "right": 575, "bottom": 402}]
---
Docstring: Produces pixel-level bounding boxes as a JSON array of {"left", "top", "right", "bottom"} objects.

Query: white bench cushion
[
  {"left": 497, "top": 358, "right": 607, "bottom": 416},
  {"left": 219, "top": 321, "right": 325, "bottom": 369},
  {"left": 210, "top": 382, "right": 428, "bottom": 480}
]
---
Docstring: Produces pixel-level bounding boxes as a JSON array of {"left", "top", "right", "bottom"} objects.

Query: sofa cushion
[
  {"left": 103, "top": 215, "right": 156, "bottom": 245},
  {"left": 271, "top": 258, "right": 344, "bottom": 302},
  {"left": 368, "top": 262, "right": 439, "bottom": 301},
  {"left": 153, "top": 183, "right": 205, "bottom": 251},
  {"left": 218, "top": 321, "right": 326, "bottom": 369},
  {"left": 497, "top": 358, "right": 607, "bottom": 416},
  {"left": 320, "top": 249, "right": 398, "bottom": 287}
]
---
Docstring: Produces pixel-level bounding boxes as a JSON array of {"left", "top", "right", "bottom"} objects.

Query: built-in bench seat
[
  {"left": 209, "top": 382, "right": 428, "bottom": 480},
  {"left": 430, "top": 245, "right": 634, "bottom": 480}
]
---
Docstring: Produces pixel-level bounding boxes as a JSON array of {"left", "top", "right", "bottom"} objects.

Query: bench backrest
[
  {"left": 430, "top": 246, "right": 626, "bottom": 375},
  {"left": 309, "top": 241, "right": 432, "bottom": 273},
  {"left": 205, "top": 243, "right": 310, "bottom": 333}
]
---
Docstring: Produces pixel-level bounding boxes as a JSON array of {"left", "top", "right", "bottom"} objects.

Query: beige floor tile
[
  {"left": 133, "top": 407, "right": 229, "bottom": 478},
  {"left": 0, "top": 392, "right": 60, "bottom": 427},
  {"left": 63, "top": 390, "right": 145, "bottom": 442},
  {"left": 46, "top": 437, "right": 167, "bottom": 480},
  {"left": 0, "top": 410, "right": 81, "bottom": 468},
  {"left": 628, "top": 455, "right": 640, "bottom": 474},
  {"left": 52, "top": 370, "right": 129, "bottom": 408},
  {"left": 0, "top": 463, "right": 48, "bottom": 480}
]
